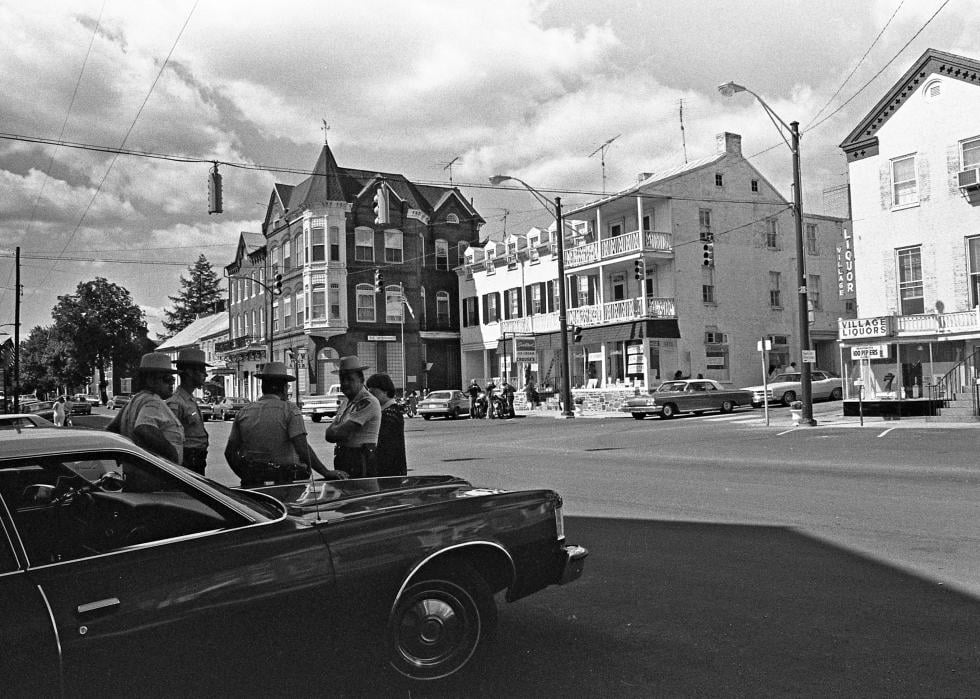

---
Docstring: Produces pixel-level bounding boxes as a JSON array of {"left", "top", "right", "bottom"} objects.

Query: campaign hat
[
  {"left": 175, "top": 348, "right": 212, "bottom": 367},
  {"left": 331, "top": 355, "right": 370, "bottom": 374},
  {"left": 136, "top": 352, "right": 177, "bottom": 374},
  {"left": 255, "top": 361, "right": 296, "bottom": 381}
]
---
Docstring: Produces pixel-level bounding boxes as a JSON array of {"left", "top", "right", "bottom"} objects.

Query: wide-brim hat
[
  {"left": 137, "top": 352, "right": 178, "bottom": 374},
  {"left": 255, "top": 361, "right": 296, "bottom": 381},
  {"left": 175, "top": 348, "right": 212, "bottom": 367},
  {"left": 331, "top": 355, "right": 370, "bottom": 374}
]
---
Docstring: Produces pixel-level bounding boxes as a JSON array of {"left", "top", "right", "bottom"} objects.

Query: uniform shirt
[
  {"left": 119, "top": 390, "right": 185, "bottom": 464},
  {"left": 231, "top": 395, "right": 307, "bottom": 465},
  {"left": 331, "top": 386, "right": 381, "bottom": 447},
  {"left": 166, "top": 386, "right": 209, "bottom": 450}
]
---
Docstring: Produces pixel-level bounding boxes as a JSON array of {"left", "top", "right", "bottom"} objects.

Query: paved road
[{"left": 81, "top": 406, "right": 980, "bottom": 695}]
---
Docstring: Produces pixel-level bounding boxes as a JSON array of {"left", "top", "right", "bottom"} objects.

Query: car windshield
[
  {"left": 656, "top": 382, "right": 687, "bottom": 392},
  {"left": 427, "top": 391, "right": 453, "bottom": 400}
]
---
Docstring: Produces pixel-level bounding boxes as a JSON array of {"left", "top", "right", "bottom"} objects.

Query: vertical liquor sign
[{"left": 837, "top": 223, "right": 855, "bottom": 298}]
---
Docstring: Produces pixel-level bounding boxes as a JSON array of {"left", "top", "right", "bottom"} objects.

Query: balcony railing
[
  {"left": 895, "top": 308, "right": 980, "bottom": 335},
  {"left": 565, "top": 230, "right": 672, "bottom": 269},
  {"left": 492, "top": 296, "right": 676, "bottom": 339}
]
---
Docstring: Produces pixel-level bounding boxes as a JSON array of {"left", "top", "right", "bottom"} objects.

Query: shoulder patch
[{"left": 353, "top": 397, "right": 372, "bottom": 411}]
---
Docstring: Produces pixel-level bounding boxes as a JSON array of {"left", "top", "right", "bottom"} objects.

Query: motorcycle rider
[
  {"left": 466, "top": 379, "right": 482, "bottom": 418},
  {"left": 485, "top": 379, "right": 497, "bottom": 419}
]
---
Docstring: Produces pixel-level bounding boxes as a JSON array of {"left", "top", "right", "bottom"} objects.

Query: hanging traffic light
[
  {"left": 274, "top": 273, "right": 283, "bottom": 294},
  {"left": 207, "top": 162, "right": 222, "bottom": 214},
  {"left": 373, "top": 187, "right": 388, "bottom": 225},
  {"left": 374, "top": 268, "right": 383, "bottom": 293},
  {"left": 702, "top": 241, "right": 714, "bottom": 267},
  {"left": 572, "top": 325, "right": 583, "bottom": 343},
  {"left": 634, "top": 259, "right": 644, "bottom": 280}
]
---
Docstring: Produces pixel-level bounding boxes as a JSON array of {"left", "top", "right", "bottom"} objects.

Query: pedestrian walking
[
  {"left": 167, "top": 348, "right": 211, "bottom": 476},
  {"left": 106, "top": 352, "right": 184, "bottom": 464},
  {"left": 366, "top": 373, "right": 407, "bottom": 477},
  {"left": 324, "top": 356, "right": 381, "bottom": 478},
  {"left": 407, "top": 390, "right": 419, "bottom": 418},
  {"left": 224, "top": 361, "right": 343, "bottom": 486},
  {"left": 53, "top": 396, "right": 67, "bottom": 427}
]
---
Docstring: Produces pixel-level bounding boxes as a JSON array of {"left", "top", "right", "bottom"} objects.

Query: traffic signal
[
  {"left": 373, "top": 187, "right": 388, "bottom": 225},
  {"left": 273, "top": 273, "right": 283, "bottom": 294},
  {"left": 572, "top": 325, "right": 583, "bottom": 343},
  {"left": 207, "top": 163, "right": 222, "bottom": 214},
  {"left": 634, "top": 259, "right": 644, "bottom": 280},
  {"left": 702, "top": 241, "right": 714, "bottom": 267},
  {"left": 374, "top": 268, "right": 383, "bottom": 293}
]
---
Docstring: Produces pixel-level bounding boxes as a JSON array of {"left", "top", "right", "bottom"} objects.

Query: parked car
[
  {"left": 742, "top": 370, "right": 844, "bottom": 407},
  {"left": 214, "top": 396, "right": 249, "bottom": 420},
  {"left": 21, "top": 400, "right": 56, "bottom": 422},
  {"left": 620, "top": 379, "right": 754, "bottom": 419},
  {"left": 302, "top": 384, "right": 347, "bottom": 422},
  {"left": 0, "top": 413, "right": 55, "bottom": 429},
  {"left": 0, "top": 430, "right": 587, "bottom": 693},
  {"left": 68, "top": 394, "right": 93, "bottom": 416},
  {"left": 418, "top": 389, "right": 470, "bottom": 420},
  {"left": 110, "top": 393, "right": 131, "bottom": 410},
  {"left": 195, "top": 399, "right": 214, "bottom": 421}
]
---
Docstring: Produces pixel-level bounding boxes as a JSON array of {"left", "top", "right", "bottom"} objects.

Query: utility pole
[{"left": 14, "top": 246, "right": 20, "bottom": 413}]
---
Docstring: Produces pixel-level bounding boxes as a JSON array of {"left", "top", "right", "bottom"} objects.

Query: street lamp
[
  {"left": 718, "top": 81, "right": 815, "bottom": 426},
  {"left": 489, "top": 175, "right": 575, "bottom": 418}
]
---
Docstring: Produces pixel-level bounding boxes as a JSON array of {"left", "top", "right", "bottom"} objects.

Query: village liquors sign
[{"left": 839, "top": 316, "right": 893, "bottom": 340}]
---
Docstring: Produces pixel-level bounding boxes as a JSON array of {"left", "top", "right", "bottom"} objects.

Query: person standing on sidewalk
[{"left": 167, "top": 348, "right": 211, "bottom": 475}]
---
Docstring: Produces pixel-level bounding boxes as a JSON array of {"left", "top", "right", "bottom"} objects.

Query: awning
[{"left": 534, "top": 319, "right": 679, "bottom": 350}]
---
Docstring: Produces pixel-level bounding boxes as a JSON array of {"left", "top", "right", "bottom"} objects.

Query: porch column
[{"left": 636, "top": 194, "right": 644, "bottom": 235}]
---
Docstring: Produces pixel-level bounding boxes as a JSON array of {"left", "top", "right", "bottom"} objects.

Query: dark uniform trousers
[
  {"left": 182, "top": 447, "right": 208, "bottom": 475},
  {"left": 334, "top": 445, "right": 377, "bottom": 478}
]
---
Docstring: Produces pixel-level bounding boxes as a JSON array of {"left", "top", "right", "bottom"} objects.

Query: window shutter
[
  {"left": 482, "top": 294, "right": 488, "bottom": 321},
  {"left": 546, "top": 281, "right": 555, "bottom": 313},
  {"left": 503, "top": 290, "right": 511, "bottom": 320},
  {"left": 879, "top": 164, "right": 892, "bottom": 210}
]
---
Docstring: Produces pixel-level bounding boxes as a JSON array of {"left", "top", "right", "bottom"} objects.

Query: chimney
[{"left": 716, "top": 132, "right": 742, "bottom": 156}]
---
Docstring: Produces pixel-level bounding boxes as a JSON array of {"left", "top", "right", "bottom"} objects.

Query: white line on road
[
  {"left": 877, "top": 428, "right": 895, "bottom": 438},
  {"left": 777, "top": 427, "right": 796, "bottom": 436}
]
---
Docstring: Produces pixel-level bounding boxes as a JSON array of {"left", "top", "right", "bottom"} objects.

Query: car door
[
  {"left": 1, "top": 451, "right": 335, "bottom": 694},
  {"left": 810, "top": 372, "right": 829, "bottom": 399}
]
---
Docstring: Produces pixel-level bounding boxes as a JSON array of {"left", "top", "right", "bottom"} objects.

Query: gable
[{"left": 840, "top": 48, "right": 980, "bottom": 162}]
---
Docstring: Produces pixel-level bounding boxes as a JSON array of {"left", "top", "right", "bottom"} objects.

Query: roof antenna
[
  {"left": 679, "top": 99, "right": 688, "bottom": 163},
  {"left": 441, "top": 156, "right": 461, "bottom": 184},
  {"left": 588, "top": 135, "right": 620, "bottom": 193}
]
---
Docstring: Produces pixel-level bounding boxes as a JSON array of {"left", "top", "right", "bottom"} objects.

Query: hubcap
[{"left": 398, "top": 596, "right": 468, "bottom": 667}]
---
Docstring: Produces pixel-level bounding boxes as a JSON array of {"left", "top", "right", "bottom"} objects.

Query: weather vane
[{"left": 321, "top": 119, "right": 330, "bottom": 145}]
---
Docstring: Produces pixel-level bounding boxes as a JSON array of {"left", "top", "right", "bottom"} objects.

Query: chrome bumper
[{"left": 559, "top": 544, "right": 588, "bottom": 585}]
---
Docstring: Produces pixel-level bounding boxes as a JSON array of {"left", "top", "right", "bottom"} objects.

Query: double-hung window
[
  {"left": 769, "top": 271, "right": 781, "bottom": 308},
  {"left": 892, "top": 155, "right": 918, "bottom": 207},
  {"left": 356, "top": 284, "right": 376, "bottom": 322},
  {"left": 435, "top": 239, "right": 449, "bottom": 270},
  {"left": 355, "top": 228, "right": 374, "bottom": 262},
  {"left": 897, "top": 246, "right": 924, "bottom": 314},
  {"left": 385, "top": 230, "right": 403, "bottom": 263}
]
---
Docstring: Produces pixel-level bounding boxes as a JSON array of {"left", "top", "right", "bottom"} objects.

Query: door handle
[{"left": 77, "top": 597, "right": 120, "bottom": 615}]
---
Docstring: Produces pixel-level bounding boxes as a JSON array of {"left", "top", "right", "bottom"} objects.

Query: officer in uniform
[
  {"left": 166, "top": 348, "right": 211, "bottom": 475},
  {"left": 324, "top": 355, "right": 381, "bottom": 478},
  {"left": 107, "top": 352, "right": 184, "bottom": 464},
  {"left": 224, "top": 361, "right": 346, "bottom": 486}
]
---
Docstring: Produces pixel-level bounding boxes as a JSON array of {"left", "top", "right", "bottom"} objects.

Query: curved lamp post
[
  {"left": 488, "top": 175, "right": 575, "bottom": 418},
  {"left": 718, "top": 81, "right": 815, "bottom": 426}
]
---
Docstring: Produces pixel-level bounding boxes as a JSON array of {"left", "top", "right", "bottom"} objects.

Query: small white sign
[
  {"left": 757, "top": 339, "right": 773, "bottom": 351},
  {"left": 802, "top": 350, "right": 816, "bottom": 363},
  {"left": 850, "top": 344, "right": 889, "bottom": 360},
  {"left": 853, "top": 379, "right": 865, "bottom": 386},
  {"left": 367, "top": 335, "right": 397, "bottom": 342}
]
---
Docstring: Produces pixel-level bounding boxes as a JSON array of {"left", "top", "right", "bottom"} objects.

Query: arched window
[
  {"left": 356, "top": 283, "right": 376, "bottom": 322},
  {"left": 272, "top": 300, "right": 279, "bottom": 332},
  {"left": 435, "top": 238, "right": 449, "bottom": 270},
  {"left": 436, "top": 290, "right": 451, "bottom": 325},
  {"left": 385, "top": 284, "right": 403, "bottom": 323},
  {"left": 446, "top": 213, "right": 459, "bottom": 224}
]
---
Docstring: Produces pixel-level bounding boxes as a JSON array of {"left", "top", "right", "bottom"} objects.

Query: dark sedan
[
  {"left": 0, "top": 431, "right": 587, "bottom": 693},
  {"left": 620, "top": 378, "right": 753, "bottom": 419}
]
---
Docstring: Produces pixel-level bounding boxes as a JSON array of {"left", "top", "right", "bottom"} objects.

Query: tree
[
  {"left": 18, "top": 325, "right": 88, "bottom": 397},
  {"left": 51, "top": 278, "right": 152, "bottom": 398},
  {"left": 162, "top": 254, "right": 224, "bottom": 336}
]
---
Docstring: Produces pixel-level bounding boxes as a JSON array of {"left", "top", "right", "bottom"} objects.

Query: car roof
[{"left": 0, "top": 430, "right": 139, "bottom": 461}]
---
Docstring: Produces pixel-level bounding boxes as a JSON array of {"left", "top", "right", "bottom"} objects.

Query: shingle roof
[{"left": 157, "top": 313, "right": 229, "bottom": 351}]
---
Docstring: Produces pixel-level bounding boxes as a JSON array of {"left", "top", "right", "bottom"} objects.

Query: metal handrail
[{"left": 929, "top": 347, "right": 980, "bottom": 416}]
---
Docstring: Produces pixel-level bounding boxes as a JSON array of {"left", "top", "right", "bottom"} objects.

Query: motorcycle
[{"left": 471, "top": 392, "right": 488, "bottom": 419}]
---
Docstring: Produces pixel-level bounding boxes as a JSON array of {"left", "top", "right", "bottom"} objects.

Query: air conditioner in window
[{"left": 958, "top": 168, "right": 980, "bottom": 189}]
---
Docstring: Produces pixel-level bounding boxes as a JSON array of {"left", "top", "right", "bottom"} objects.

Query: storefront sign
[
  {"left": 513, "top": 337, "right": 536, "bottom": 362},
  {"left": 839, "top": 316, "right": 892, "bottom": 340},
  {"left": 367, "top": 335, "right": 397, "bottom": 342},
  {"left": 836, "top": 225, "right": 856, "bottom": 299},
  {"left": 850, "top": 344, "right": 890, "bottom": 359}
]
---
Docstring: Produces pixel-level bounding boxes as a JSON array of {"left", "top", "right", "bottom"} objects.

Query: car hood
[{"left": 253, "top": 475, "right": 514, "bottom": 521}]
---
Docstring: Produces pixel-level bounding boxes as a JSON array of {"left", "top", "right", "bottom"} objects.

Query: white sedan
[{"left": 743, "top": 371, "right": 843, "bottom": 407}]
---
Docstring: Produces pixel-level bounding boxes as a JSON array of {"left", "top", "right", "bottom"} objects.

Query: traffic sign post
[{"left": 758, "top": 337, "right": 773, "bottom": 426}]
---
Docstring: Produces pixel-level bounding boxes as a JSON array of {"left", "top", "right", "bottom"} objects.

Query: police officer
[
  {"left": 224, "top": 361, "right": 345, "bottom": 486},
  {"left": 167, "top": 348, "right": 210, "bottom": 475},
  {"left": 324, "top": 355, "right": 381, "bottom": 478},
  {"left": 106, "top": 352, "right": 184, "bottom": 464}
]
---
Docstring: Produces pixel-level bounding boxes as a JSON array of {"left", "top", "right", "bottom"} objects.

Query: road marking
[
  {"left": 776, "top": 427, "right": 796, "bottom": 436},
  {"left": 877, "top": 428, "right": 895, "bottom": 438}
]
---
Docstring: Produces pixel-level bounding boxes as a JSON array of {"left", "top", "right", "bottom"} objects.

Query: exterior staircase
[
  {"left": 926, "top": 395, "right": 980, "bottom": 423},
  {"left": 926, "top": 348, "right": 980, "bottom": 423}
]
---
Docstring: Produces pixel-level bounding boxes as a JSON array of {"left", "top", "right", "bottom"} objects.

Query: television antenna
[
  {"left": 588, "top": 134, "right": 620, "bottom": 193},
  {"left": 441, "top": 156, "right": 461, "bottom": 184}
]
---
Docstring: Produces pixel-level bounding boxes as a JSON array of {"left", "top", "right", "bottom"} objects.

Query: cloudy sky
[{"left": 0, "top": 0, "right": 974, "bottom": 338}]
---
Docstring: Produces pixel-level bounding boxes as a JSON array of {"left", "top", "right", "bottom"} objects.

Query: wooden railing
[{"left": 565, "top": 230, "right": 673, "bottom": 268}]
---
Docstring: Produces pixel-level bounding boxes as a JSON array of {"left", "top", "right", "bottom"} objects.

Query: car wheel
[
  {"left": 781, "top": 391, "right": 797, "bottom": 407},
  {"left": 449, "top": 408, "right": 458, "bottom": 420},
  {"left": 388, "top": 564, "right": 496, "bottom": 681},
  {"left": 631, "top": 413, "right": 645, "bottom": 420},
  {"left": 312, "top": 415, "right": 322, "bottom": 423},
  {"left": 830, "top": 387, "right": 842, "bottom": 401},
  {"left": 660, "top": 403, "right": 677, "bottom": 419},
  {"left": 423, "top": 415, "right": 431, "bottom": 420},
  {"left": 720, "top": 400, "right": 734, "bottom": 414}
]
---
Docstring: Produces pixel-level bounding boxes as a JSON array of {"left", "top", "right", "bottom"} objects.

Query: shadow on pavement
[{"left": 323, "top": 516, "right": 980, "bottom": 697}]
